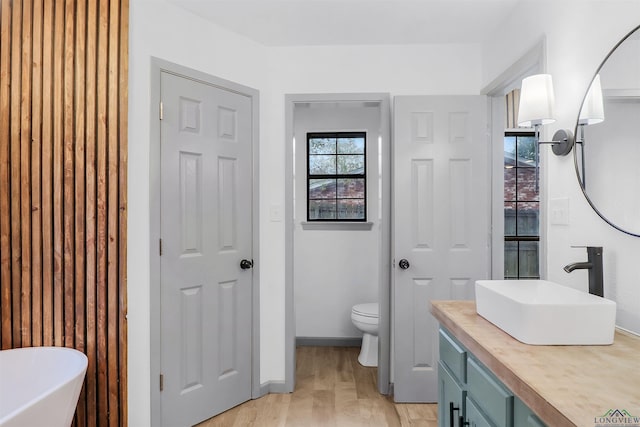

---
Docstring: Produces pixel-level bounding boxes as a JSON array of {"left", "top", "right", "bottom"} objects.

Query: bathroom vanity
[{"left": 431, "top": 300, "right": 640, "bottom": 427}]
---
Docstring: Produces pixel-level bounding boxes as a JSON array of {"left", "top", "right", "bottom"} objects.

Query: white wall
[
  {"left": 128, "top": 1, "right": 269, "bottom": 425},
  {"left": 293, "top": 104, "right": 381, "bottom": 338},
  {"left": 482, "top": 0, "right": 640, "bottom": 334}
]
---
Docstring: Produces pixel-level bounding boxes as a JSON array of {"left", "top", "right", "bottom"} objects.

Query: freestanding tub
[{"left": 0, "top": 346, "right": 88, "bottom": 427}]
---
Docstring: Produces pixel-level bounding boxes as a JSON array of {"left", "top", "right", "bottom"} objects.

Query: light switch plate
[
  {"left": 550, "top": 197, "right": 569, "bottom": 225},
  {"left": 270, "top": 204, "right": 283, "bottom": 222}
]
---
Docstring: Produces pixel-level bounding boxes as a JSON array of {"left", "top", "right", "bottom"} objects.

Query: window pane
[
  {"left": 517, "top": 167, "right": 538, "bottom": 201},
  {"left": 337, "top": 178, "right": 365, "bottom": 199},
  {"left": 516, "top": 135, "right": 537, "bottom": 164},
  {"left": 309, "top": 155, "right": 336, "bottom": 175},
  {"left": 504, "top": 202, "right": 516, "bottom": 236},
  {"left": 309, "top": 138, "right": 336, "bottom": 154},
  {"left": 337, "top": 199, "right": 365, "bottom": 220},
  {"left": 504, "top": 241, "right": 518, "bottom": 278},
  {"left": 517, "top": 202, "right": 539, "bottom": 236},
  {"left": 504, "top": 167, "right": 516, "bottom": 202},
  {"left": 309, "top": 179, "right": 336, "bottom": 199},
  {"left": 309, "top": 199, "right": 336, "bottom": 220},
  {"left": 519, "top": 241, "right": 539, "bottom": 278},
  {"left": 504, "top": 136, "right": 516, "bottom": 167},
  {"left": 337, "top": 137, "right": 365, "bottom": 154},
  {"left": 337, "top": 155, "right": 364, "bottom": 174}
]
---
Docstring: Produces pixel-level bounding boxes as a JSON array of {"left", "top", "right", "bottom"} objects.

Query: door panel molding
[
  {"left": 149, "top": 58, "right": 260, "bottom": 427},
  {"left": 393, "top": 96, "right": 490, "bottom": 402}
]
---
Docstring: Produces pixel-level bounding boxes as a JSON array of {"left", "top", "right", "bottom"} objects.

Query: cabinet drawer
[
  {"left": 439, "top": 328, "right": 466, "bottom": 383},
  {"left": 467, "top": 357, "right": 513, "bottom": 427}
]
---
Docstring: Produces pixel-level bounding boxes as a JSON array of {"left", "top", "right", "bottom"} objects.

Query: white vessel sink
[{"left": 475, "top": 280, "right": 616, "bottom": 345}]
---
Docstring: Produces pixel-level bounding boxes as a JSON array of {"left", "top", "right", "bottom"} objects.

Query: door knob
[
  {"left": 240, "top": 259, "right": 253, "bottom": 270},
  {"left": 398, "top": 259, "right": 410, "bottom": 270}
]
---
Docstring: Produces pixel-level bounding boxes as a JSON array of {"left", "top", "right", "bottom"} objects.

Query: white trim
[
  {"left": 148, "top": 58, "right": 261, "bottom": 426},
  {"left": 300, "top": 222, "right": 374, "bottom": 231},
  {"left": 484, "top": 39, "right": 547, "bottom": 280}
]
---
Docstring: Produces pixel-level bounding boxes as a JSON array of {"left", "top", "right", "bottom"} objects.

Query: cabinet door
[
  {"left": 467, "top": 358, "right": 513, "bottom": 427},
  {"left": 466, "top": 396, "right": 495, "bottom": 427},
  {"left": 439, "top": 362, "right": 466, "bottom": 427},
  {"left": 514, "top": 397, "right": 546, "bottom": 427}
]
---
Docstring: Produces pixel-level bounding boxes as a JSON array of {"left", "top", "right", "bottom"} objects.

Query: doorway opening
[{"left": 284, "top": 94, "right": 391, "bottom": 394}]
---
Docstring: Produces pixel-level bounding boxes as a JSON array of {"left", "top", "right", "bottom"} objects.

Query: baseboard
[
  {"left": 258, "top": 380, "right": 289, "bottom": 397},
  {"left": 296, "top": 337, "right": 363, "bottom": 347}
]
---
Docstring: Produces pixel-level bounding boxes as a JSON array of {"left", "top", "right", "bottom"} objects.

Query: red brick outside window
[{"left": 504, "top": 131, "right": 540, "bottom": 279}]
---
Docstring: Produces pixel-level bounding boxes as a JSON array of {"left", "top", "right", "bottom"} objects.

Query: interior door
[
  {"left": 159, "top": 71, "right": 253, "bottom": 426},
  {"left": 393, "top": 96, "right": 489, "bottom": 402}
]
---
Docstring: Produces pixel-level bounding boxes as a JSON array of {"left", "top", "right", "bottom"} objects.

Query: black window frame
[
  {"left": 306, "top": 131, "right": 367, "bottom": 222},
  {"left": 504, "top": 130, "right": 540, "bottom": 280}
]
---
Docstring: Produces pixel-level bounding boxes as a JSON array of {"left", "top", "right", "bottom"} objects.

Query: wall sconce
[
  {"left": 517, "top": 73, "right": 574, "bottom": 156},
  {"left": 578, "top": 74, "right": 605, "bottom": 125},
  {"left": 576, "top": 74, "right": 605, "bottom": 187}
]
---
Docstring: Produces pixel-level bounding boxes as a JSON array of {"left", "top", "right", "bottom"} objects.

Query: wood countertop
[{"left": 430, "top": 300, "right": 640, "bottom": 427}]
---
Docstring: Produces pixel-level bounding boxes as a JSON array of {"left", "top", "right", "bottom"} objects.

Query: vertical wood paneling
[
  {"left": 0, "top": 0, "right": 13, "bottom": 349},
  {"left": 52, "top": 0, "right": 63, "bottom": 348},
  {"left": 74, "top": 0, "right": 87, "bottom": 422},
  {"left": 10, "top": 0, "right": 22, "bottom": 348},
  {"left": 31, "top": 0, "right": 43, "bottom": 348},
  {"left": 107, "top": 0, "right": 120, "bottom": 424},
  {"left": 20, "top": 0, "right": 32, "bottom": 348},
  {"left": 96, "top": 0, "right": 109, "bottom": 422},
  {"left": 41, "top": 0, "right": 54, "bottom": 347},
  {"left": 63, "top": 0, "right": 75, "bottom": 352},
  {"left": 85, "top": 0, "right": 98, "bottom": 423},
  {"left": 0, "top": 1, "right": 128, "bottom": 425},
  {"left": 118, "top": 2, "right": 128, "bottom": 423}
]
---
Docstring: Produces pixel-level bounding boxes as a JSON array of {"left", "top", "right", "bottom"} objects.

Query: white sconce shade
[
  {"left": 579, "top": 74, "right": 605, "bottom": 125},
  {"left": 517, "top": 74, "right": 556, "bottom": 127}
]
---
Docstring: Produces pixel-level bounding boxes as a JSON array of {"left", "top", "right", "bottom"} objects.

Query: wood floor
[{"left": 196, "top": 346, "right": 438, "bottom": 427}]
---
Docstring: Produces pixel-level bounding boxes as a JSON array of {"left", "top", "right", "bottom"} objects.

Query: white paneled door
[
  {"left": 393, "top": 96, "right": 490, "bottom": 402},
  {"left": 160, "top": 72, "right": 254, "bottom": 426}
]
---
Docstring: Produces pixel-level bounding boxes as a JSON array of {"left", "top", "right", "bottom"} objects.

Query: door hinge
[
  {"left": 159, "top": 238, "right": 163, "bottom": 256},
  {"left": 160, "top": 374, "right": 164, "bottom": 391},
  {"left": 159, "top": 101, "right": 163, "bottom": 120}
]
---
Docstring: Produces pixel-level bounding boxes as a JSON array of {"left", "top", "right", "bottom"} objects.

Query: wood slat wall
[{"left": 0, "top": 0, "right": 128, "bottom": 425}]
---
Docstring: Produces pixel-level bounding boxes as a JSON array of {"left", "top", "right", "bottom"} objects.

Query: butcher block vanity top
[{"left": 431, "top": 300, "right": 640, "bottom": 427}]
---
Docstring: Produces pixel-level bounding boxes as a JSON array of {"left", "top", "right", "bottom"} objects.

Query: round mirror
[{"left": 574, "top": 25, "right": 640, "bottom": 237}]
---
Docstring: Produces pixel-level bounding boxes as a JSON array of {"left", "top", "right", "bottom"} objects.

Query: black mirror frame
[{"left": 573, "top": 24, "right": 640, "bottom": 238}]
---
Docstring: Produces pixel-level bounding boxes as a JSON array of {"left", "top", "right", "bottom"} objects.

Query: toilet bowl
[{"left": 351, "top": 303, "right": 379, "bottom": 367}]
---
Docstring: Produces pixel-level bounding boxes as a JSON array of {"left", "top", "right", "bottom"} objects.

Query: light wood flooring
[{"left": 196, "top": 346, "right": 438, "bottom": 426}]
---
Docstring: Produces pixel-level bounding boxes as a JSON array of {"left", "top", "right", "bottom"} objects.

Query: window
[
  {"left": 504, "top": 131, "right": 539, "bottom": 279},
  {"left": 307, "top": 132, "right": 366, "bottom": 221}
]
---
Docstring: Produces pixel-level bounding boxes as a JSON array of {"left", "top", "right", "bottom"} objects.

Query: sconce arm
[{"left": 538, "top": 129, "right": 574, "bottom": 156}]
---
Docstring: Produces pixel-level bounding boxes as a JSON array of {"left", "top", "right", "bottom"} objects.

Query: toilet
[{"left": 351, "top": 303, "right": 379, "bottom": 367}]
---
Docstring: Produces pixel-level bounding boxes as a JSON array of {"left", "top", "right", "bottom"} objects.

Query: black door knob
[
  {"left": 240, "top": 259, "right": 253, "bottom": 270},
  {"left": 398, "top": 259, "right": 410, "bottom": 270}
]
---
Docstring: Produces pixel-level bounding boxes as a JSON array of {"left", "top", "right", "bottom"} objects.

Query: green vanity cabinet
[
  {"left": 438, "top": 328, "right": 546, "bottom": 427},
  {"left": 513, "top": 398, "right": 546, "bottom": 427},
  {"left": 466, "top": 396, "right": 494, "bottom": 427},
  {"left": 438, "top": 328, "right": 467, "bottom": 427}
]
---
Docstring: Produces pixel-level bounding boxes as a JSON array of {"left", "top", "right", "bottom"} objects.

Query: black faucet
[{"left": 563, "top": 246, "right": 603, "bottom": 297}]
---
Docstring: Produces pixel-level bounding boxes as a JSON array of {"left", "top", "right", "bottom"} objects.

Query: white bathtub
[{"left": 0, "top": 346, "right": 88, "bottom": 427}]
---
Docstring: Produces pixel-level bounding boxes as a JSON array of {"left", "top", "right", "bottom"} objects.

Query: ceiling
[{"left": 167, "top": 0, "right": 523, "bottom": 47}]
